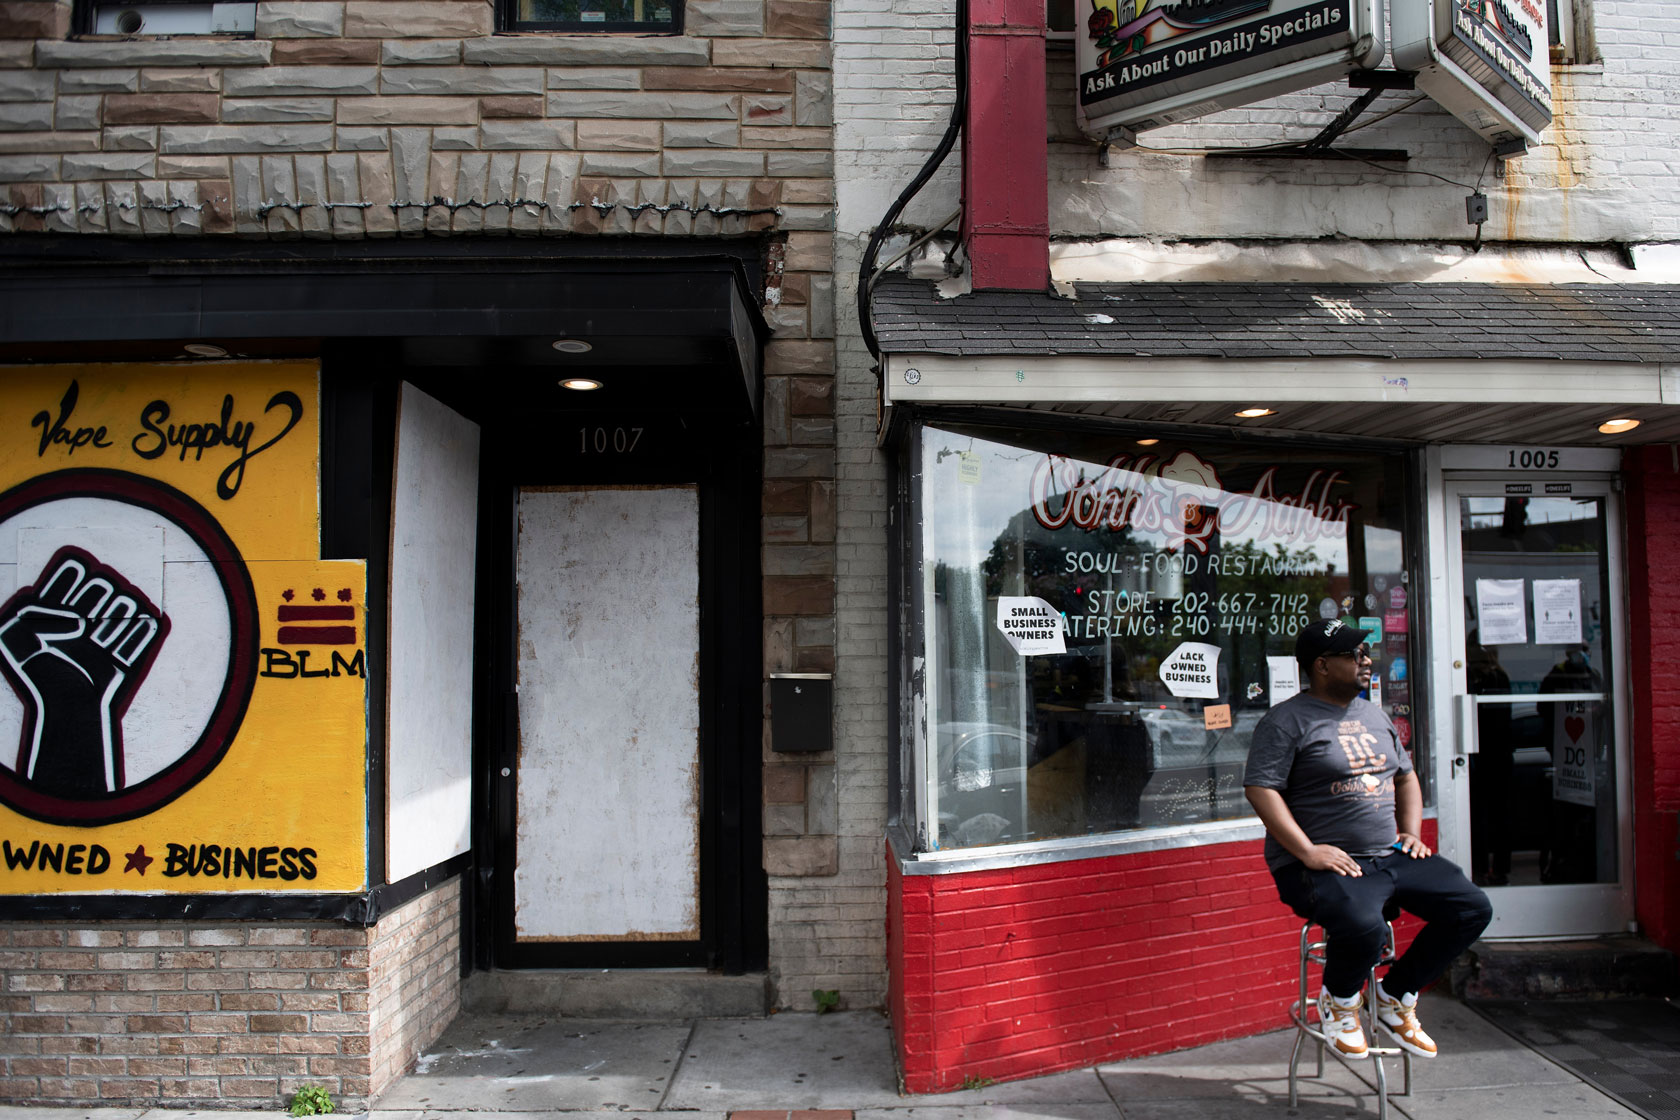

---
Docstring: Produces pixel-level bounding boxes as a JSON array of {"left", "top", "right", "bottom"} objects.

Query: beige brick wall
[
  {"left": 369, "top": 880, "right": 461, "bottom": 1098},
  {"left": 0, "top": 878, "right": 462, "bottom": 1109}
]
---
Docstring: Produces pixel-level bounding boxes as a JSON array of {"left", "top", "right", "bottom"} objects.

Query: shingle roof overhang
[{"left": 871, "top": 276, "right": 1680, "bottom": 445}]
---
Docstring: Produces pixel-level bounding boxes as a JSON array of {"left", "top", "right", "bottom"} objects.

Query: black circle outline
[{"left": 0, "top": 469, "right": 259, "bottom": 826}]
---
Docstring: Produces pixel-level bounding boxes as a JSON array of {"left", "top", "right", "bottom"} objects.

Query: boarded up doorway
[{"left": 512, "top": 485, "right": 702, "bottom": 944}]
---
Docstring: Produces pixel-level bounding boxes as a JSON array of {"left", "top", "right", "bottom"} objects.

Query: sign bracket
[{"left": 1205, "top": 69, "right": 1415, "bottom": 162}]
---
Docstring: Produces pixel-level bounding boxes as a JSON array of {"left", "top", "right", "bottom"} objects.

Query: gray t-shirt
[{"left": 1243, "top": 692, "right": 1413, "bottom": 871}]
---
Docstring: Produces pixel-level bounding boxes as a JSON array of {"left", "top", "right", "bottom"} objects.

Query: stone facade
[
  {"left": 0, "top": 879, "right": 461, "bottom": 1109},
  {"left": 0, "top": 0, "right": 851, "bottom": 1047}
]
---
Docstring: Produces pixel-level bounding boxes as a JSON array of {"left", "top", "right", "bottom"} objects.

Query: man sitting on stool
[{"left": 1244, "top": 619, "right": 1492, "bottom": 1060}]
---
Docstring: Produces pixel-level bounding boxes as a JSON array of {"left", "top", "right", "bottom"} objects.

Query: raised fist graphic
[{"left": 0, "top": 546, "right": 170, "bottom": 798}]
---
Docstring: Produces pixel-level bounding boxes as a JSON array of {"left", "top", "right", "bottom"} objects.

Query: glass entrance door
[{"left": 1441, "top": 479, "right": 1632, "bottom": 937}]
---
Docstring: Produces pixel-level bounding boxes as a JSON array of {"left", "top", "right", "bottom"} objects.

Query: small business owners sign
[{"left": 1077, "top": 0, "right": 1382, "bottom": 139}]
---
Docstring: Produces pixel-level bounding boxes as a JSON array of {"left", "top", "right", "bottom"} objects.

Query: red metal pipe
[{"left": 963, "top": 0, "right": 1050, "bottom": 291}]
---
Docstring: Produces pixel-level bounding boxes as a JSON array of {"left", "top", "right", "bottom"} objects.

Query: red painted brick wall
[
  {"left": 1620, "top": 448, "right": 1680, "bottom": 953},
  {"left": 887, "top": 827, "right": 1433, "bottom": 1093}
]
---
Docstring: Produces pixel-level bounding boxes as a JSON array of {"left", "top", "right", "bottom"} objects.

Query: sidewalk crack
[{"left": 656, "top": 1019, "right": 700, "bottom": 1111}]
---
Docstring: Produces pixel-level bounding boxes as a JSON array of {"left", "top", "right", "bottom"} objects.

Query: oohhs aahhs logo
[{"left": 0, "top": 470, "right": 258, "bottom": 826}]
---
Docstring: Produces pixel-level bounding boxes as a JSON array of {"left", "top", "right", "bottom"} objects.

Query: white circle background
[{"left": 0, "top": 495, "right": 233, "bottom": 788}]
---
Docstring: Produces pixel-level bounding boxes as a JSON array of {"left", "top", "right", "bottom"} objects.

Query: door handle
[{"left": 1455, "top": 693, "right": 1480, "bottom": 757}]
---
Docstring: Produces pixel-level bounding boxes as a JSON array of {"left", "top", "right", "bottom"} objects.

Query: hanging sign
[
  {"left": 996, "top": 597, "right": 1067, "bottom": 655},
  {"left": 1076, "top": 0, "right": 1383, "bottom": 140},
  {"left": 1393, "top": 0, "right": 1552, "bottom": 148}
]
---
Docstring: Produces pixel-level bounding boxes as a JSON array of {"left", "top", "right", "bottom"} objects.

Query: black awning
[{"left": 0, "top": 237, "right": 768, "bottom": 422}]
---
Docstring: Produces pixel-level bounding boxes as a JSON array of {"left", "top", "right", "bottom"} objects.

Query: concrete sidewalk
[{"left": 0, "top": 994, "right": 1645, "bottom": 1120}]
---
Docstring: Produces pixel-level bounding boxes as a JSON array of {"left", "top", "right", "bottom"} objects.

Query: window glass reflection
[{"left": 920, "top": 425, "right": 1416, "bottom": 850}]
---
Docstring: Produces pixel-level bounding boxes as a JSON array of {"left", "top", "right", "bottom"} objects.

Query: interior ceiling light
[
  {"left": 1234, "top": 407, "right": 1276, "bottom": 418},
  {"left": 560, "top": 377, "right": 603, "bottom": 391},
  {"left": 1136, "top": 438, "right": 1160, "bottom": 446},
  {"left": 182, "top": 343, "right": 228, "bottom": 358},
  {"left": 1598, "top": 418, "right": 1641, "bottom": 434},
  {"left": 552, "top": 339, "right": 593, "bottom": 354}
]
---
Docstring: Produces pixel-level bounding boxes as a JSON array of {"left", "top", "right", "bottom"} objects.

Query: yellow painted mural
[{"left": 0, "top": 362, "right": 368, "bottom": 893}]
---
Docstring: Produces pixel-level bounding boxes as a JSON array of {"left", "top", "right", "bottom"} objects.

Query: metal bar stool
[{"left": 1288, "top": 917, "right": 1413, "bottom": 1119}]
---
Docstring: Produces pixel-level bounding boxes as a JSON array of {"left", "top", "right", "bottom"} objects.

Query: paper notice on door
[
  {"left": 1267, "top": 656, "right": 1301, "bottom": 707},
  {"left": 995, "top": 597, "right": 1066, "bottom": 655},
  {"left": 1475, "top": 578, "right": 1528, "bottom": 645},
  {"left": 1533, "top": 579, "right": 1583, "bottom": 645},
  {"left": 1553, "top": 705, "right": 1595, "bottom": 807}
]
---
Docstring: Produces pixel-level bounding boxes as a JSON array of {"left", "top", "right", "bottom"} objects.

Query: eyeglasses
[{"left": 1327, "top": 645, "right": 1373, "bottom": 661}]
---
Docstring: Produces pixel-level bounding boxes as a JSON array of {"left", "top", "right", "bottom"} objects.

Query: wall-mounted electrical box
[{"left": 770, "top": 673, "right": 833, "bottom": 754}]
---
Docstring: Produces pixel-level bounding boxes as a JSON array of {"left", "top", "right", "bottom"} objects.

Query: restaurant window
[
  {"left": 503, "top": 0, "right": 679, "bottom": 32},
  {"left": 908, "top": 421, "right": 1421, "bottom": 852}
]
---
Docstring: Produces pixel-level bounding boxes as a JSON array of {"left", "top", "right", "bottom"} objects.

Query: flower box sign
[
  {"left": 1076, "top": 0, "right": 1383, "bottom": 140},
  {"left": 1393, "top": 0, "right": 1551, "bottom": 148}
]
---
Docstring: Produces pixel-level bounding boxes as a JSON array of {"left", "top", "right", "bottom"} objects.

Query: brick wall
[
  {"left": 763, "top": 223, "right": 892, "bottom": 1010},
  {"left": 0, "top": 0, "right": 833, "bottom": 240},
  {"left": 886, "top": 828, "right": 1434, "bottom": 1094},
  {"left": 834, "top": 0, "right": 1680, "bottom": 244},
  {"left": 1619, "top": 447, "right": 1680, "bottom": 954},
  {"left": 368, "top": 879, "right": 461, "bottom": 1100},
  {"left": 0, "top": 878, "right": 462, "bottom": 1109}
]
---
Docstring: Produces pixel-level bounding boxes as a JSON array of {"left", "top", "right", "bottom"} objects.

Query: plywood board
[
  {"left": 385, "top": 384, "right": 480, "bottom": 884},
  {"left": 513, "top": 485, "right": 700, "bottom": 941}
]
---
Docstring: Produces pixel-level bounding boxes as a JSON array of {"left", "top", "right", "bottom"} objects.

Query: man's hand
[
  {"left": 1245, "top": 786, "right": 1364, "bottom": 876},
  {"left": 1395, "top": 832, "right": 1432, "bottom": 858},
  {"left": 1301, "top": 843, "right": 1363, "bottom": 876}
]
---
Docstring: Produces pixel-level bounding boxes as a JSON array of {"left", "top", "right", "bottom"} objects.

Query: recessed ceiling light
[
  {"left": 183, "top": 343, "right": 228, "bottom": 358},
  {"left": 1598, "top": 418, "right": 1640, "bottom": 434},
  {"left": 1235, "top": 407, "right": 1275, "bottom": 418},
  {"left": 560, "top": 378, "right": 603, "bottom": 391},
  {"left": 552, "top": 339, "right": 593, "bottom": 354},
  {"left": 1136, "top": 438, "right": 1159, "bottom": 446}
]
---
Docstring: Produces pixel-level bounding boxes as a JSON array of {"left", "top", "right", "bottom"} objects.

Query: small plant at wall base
[
  {"left": 813, "top": 989, "right": 841, "bottom": 1013},
  {"left": 286, "top": 1086, "right": 335, "bottom": 1116}
]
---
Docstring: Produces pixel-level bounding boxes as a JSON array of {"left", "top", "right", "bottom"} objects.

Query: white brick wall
[{"left": 835, "top": 0, "right": 1680, "bottom": 245}]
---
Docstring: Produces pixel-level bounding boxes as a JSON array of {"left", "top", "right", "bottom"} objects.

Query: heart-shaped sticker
[{"left": 1565, "top": 715, "right": 1586, "bottom": 743}]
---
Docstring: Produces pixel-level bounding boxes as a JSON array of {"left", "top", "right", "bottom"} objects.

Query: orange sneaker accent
[
  {"left": 1316, "top": 988, "right": 1369, "bottom": 1060},
  {"left": 1375, "top": 986, "right": 1438, "bottom": 1058}
]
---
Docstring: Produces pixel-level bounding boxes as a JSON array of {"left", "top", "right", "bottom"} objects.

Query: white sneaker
[
  {"left": 1375, "top": 983, "right": 1438, "bottom": 1058},
  {"left": 1316, "top": 987, "right": 1369, "bottom": 1060}
]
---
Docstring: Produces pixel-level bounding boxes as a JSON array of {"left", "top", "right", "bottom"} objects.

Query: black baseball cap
[{"left": 1295, "top": 618, "right": 1370, "bottom": 663}]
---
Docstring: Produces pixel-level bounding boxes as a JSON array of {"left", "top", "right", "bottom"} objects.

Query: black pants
[{"left": 1272, "top": 851, "right": 1493, "bottom": 999}]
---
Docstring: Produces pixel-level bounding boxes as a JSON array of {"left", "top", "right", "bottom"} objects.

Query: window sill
[{"left": 891, "top": 817, "right": 1269, "bottom": 876}]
